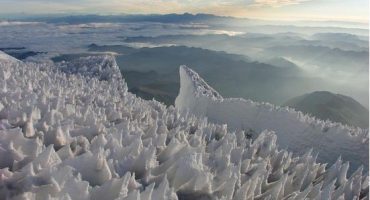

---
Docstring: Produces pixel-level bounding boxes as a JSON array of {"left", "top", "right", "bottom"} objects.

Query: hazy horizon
[
  {"left": 1, "top": 12, "right": 369, "bottom": 24},
  {"left": 0, "top": 0, "right": 368, "bottom": 23}
]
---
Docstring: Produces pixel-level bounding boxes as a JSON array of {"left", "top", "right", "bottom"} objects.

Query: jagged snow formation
[
  {"left": 56, "top": 56, "right": 123, "bottom": 82},
  {"left": 175, "top": 65, "right": 369, "bottom": 172},
  {"left": 0, "top": 53, "right": 368, "bottom": 199}
]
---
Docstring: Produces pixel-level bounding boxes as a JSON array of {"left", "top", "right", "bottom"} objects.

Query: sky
[{"left": 0, "top": 0, "right": 368, "bottom": 22}]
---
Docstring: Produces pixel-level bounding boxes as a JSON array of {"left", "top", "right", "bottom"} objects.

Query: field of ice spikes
[{"left": 0, "top": 52, "right": 368, "bottom": 200}]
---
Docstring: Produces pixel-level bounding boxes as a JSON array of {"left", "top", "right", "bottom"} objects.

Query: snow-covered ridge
[
  {"left": 0, "top": 51, "right": 19, "bottom": 63},
  {"left": 0, "top": 53, "right": 368, "bottom": 199},
  {"left": 56, "top": 55, "right": 123, "bottom": 83},
  {"left": 175, "top": 65, "right": 369, "bottom": 171}
]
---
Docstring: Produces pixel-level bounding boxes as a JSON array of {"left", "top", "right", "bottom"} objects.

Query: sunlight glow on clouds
[
  {"left": 0, "top": 0, "right": 368, "bottom": 22},
  {"left": 253, "top": 0, "right": 310, "bottom": 7}
]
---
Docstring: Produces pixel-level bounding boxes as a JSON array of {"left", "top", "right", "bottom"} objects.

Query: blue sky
[{"left": 0, "top": 0, "right": 368, "bottom": 22}]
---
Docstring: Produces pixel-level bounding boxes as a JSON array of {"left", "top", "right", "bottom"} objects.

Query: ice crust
[
  {"left": 175, "top": 65, "right": 369, "bottom": 171},
  {"left": 0, "top": 53, "right": 368, "bottom": 199}
]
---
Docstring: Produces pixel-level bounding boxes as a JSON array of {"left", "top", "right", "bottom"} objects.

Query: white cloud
[
  {"left": 0, "top": 21, "right": 43, "bottom": 26},
  {"left": 252, "top": 0, "right": 310, "bottom": 7}
]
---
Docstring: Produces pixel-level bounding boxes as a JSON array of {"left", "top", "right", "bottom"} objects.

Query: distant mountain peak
[{"left": 283, "top": 91, "right": 369, "bottom": 129}]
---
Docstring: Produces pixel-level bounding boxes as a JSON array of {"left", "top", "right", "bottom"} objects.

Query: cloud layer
[{"left": 0, "top": 0, "right": 368, "bottom": 22}]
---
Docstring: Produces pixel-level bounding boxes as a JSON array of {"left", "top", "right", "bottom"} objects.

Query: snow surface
[
  {"left": 0, "top": 51, "right": 19, "bottom": 63},
  {"left": 175, "top": 65, "right": 369, "bottom": 171},
  {"left": 0, "top": 53, "right": 368, "bottom": 199}
]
